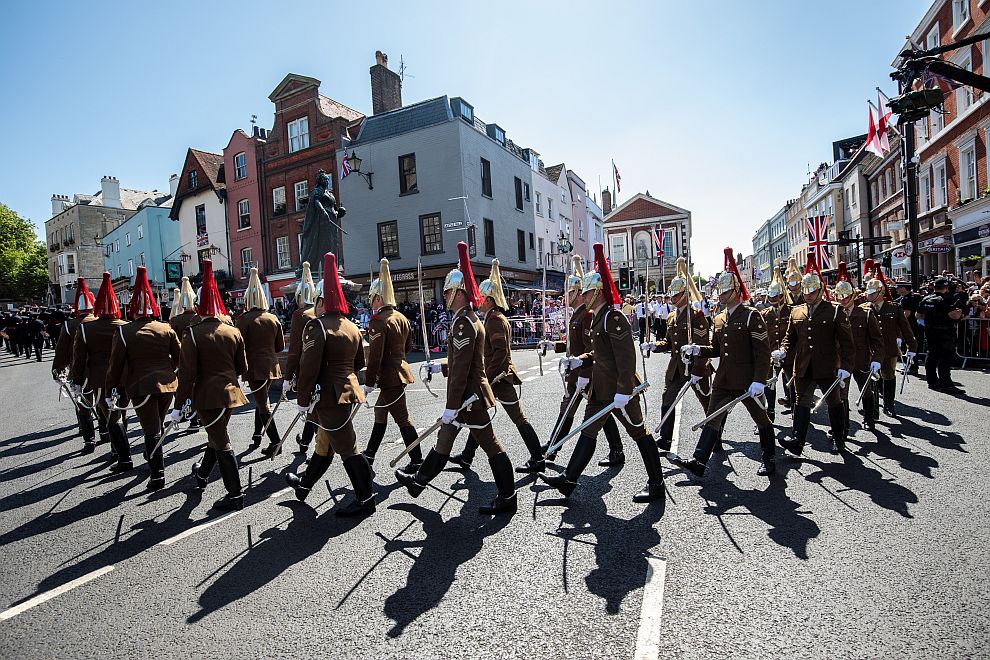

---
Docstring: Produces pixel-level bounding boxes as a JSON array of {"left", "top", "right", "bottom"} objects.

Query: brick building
[
  {"left": 223, "top": 127, "right": 267, "bottom": 293},
  {"left": 169, "top": 148, "right": 229, "bottom": 282}
]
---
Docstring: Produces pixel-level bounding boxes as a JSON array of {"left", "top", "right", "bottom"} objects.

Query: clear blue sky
[{"left": 0, "top": 0, "right": 928, "bottom": 275}]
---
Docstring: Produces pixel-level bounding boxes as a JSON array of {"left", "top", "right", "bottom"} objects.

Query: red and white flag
[
  {"left": 340, "top": 153, "right": 351, "bottom": 179},
  {"left": 612, "top": 159, "right": 621, "bottom": 193},
  {"left": 866, "top": 105, "right": 884, "bottom": 158},
  {"left": 876, "top": 93, "right": 892, "bottom": 155}
]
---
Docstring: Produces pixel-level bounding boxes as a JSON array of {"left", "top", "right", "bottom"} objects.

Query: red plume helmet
[
  {"left": 73, "top": 277, "right": 95, "bottom": 315},
  {"left": 722, "top": 247, "right": 750, "bottom": 301},
  {"left": 196, "top": 259, "right": 228, "bottom": 317},
  {"left": 128, "top": 266, "right": 160, "bottom": 318},
  {"left": 457, "top": 242, "right": 483, "bottom": 307},
  {"left": 321, "top": 252, "right": 349, "bottom": 315},
  {"left": 862, "top": 258, "right": 875, "bottom": 279},
  {"left": 872, "top": 263, "right": 893, "bottom": 301},
  {"left": 836, "top": 261, "right": 851, "bottom": 283},
  {"left": 803, "top": 253, "right": 831, "bottom": 301},
  {"left": 593, "top": 243, "right": 621, "bottom": 306},
  {"left": 92, "top": 272, "right": 122, "bottom": 319}
]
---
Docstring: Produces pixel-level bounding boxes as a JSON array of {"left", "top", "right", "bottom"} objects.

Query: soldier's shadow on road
[
  {"left": 0, "top": 424, "right": 76, "bottom": 455},
  {"left": 797, "top": 450, "right": 918, "bottom": 519},
  {"left": 850, "top": 429, "right": 939, "bottom": 479},
  {"left": 882, "top": 412, "right": 967, "bottom": 454}
]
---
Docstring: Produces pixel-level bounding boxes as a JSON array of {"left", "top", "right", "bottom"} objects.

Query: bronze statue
[{"left": 299, "top": 170, "right": 346, "bottom": 275}]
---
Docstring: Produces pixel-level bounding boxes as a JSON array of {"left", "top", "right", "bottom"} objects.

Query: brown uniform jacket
[
  {"left": 654, "top": 306, "right": 711, "bottom": 382},
  {"left": 870, "top": 300, "right": 917, "bottom": 357},
  {"left": 71, "top": 317, "right": 128, "bottom": 390},
  {"left": 554, "top": 304, "right": 594, "bottom": 380},
  {"left": 297, "top": 313, "right": 366, "bottom": 407},
  {"left": 483, "top": 308, "right": 520, "bottom": 385},
  {"left": 762, "top": 303, "right": 792, "bottom": 351},
  {"left": 846, "top": 304, "right": 885, "bottom": 372},
  {"left": 365, "top": 306, "right": 414, "bottom": 388},
  {"left": 168, "top": 311, "right": 201, "bottom": 340},
  {"left": 53, "top": 314, "right": 93, "bottom": 374},
  {"left": 780, "top": 301, "right": 855, "bottom": 380},
  {"left": 175, "top": 317, "right": 249, "bottom": 409},
  {"left": 698, "top": 304, "right": 772, "bottom": 390},
  {"left": 578, "top": 304, "right": 640, "bottom": 401},
  {"left": 443, "top": 307, "right": 495, "bottom": 411},
  {"left": 106, "top": 318, "right": 181, "bottom": 397},
  {"left": 235, "top": 309, "right": 284, "bottom": 381},
  {"left": 284, "top": 304, "right": 317, "bottom": 383}
]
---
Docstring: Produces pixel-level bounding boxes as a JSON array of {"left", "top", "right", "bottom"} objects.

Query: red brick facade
[{"left": 224, "top": 129, "right": 266, "bottom": 289}]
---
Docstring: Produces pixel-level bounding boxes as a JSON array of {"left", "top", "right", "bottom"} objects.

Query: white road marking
[
  {"left": 159, "top": 512, "right": 240, "bottom": 546},
  {"left": 0, "top": 566, "right": 115, "bottom": 621},
  {"left": 268, "top": 487, "right": 291, "bottom": 499},
  {"left": 523, "top": 375, "right": 540, "bottom": 382},
  {"left": 516, "top": 368, "right": 532, "bottom": 375},
  {"left": 634, "top": 557, "right": 667, "bottom": 660},
  {"left": 670, "top": 399, "right": 684, "bottom": 455}
]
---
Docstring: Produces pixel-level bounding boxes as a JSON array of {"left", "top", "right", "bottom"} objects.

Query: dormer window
[
  {"left": 452, "top": 98, "right": 474, "bottom": 123},
  {"left": 189, "top": 170, "right": 198, "bottom": 189},
  {"left": 494, "top": 127, "right": 505, "bottom": 145}
]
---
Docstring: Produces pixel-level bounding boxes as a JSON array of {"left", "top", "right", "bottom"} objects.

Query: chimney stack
[
  {"left": 370, "top": 50, "right": 402, "bottom": 115},
  {"left": 602, "top": 187, "right": 612, "bottom": 215},
  {"left": 169, "top": 173, "right": 179, "bottom": 198},
  {"left": 51, "top": 194, "right": 70, "bottom": 216},
  {"left": 101, "top": 175, "right": 121, "bottom": 209}
]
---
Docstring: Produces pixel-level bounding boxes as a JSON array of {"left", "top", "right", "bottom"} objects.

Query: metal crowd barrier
[
  {"left": 507, "top": 315, "right": 566, "bottom": 347},
  {"left": 959, "top": 317, "right": 990, "bottom": 367}
]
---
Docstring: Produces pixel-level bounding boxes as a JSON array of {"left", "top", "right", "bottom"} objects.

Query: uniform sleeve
[
  {"left": 655, "top": 315, "right": 674, "bottom": 352},
  {"left": 364, "top": 316, "right": 386, "bottom": 387},
  {"left": 606, "top": 310, "right": 637, "bottom": 396},
  {"left": 273, "top": 317, "right": 285, "bottom": 353},
  {"left": 748, "top": 310, "right": 771, "bottom": 384},
  {"left": 234, "top": 331, "right": 248, "bottom": 378},
  {"left": 834, "top": 306, "right": 855, "bottom": 373},
  {"left": 696, "top": 317, "right": 721, "bottom": 359},
  {"left": 53, "top": 322, "right": 72, "bottom": 375},
  {"left": 105, "top": 328, "right": 126, "bottom": 394},
  {"left": 690, "top": 312, "right": 711, "bottom": 378},
  {"left": 486, "top": 315, "right": 511, "bottom": 380},
  {"left": 175, "top": 329, "right": 198, "bottom": 406},
  {"left": 780, "top": 310, "right": 795, "bottom": 358},
  {"left": 445, "top": 317, "right": 474, "bottom": 410},
  {"left": 296, "top": 320, "right": 325, "bottom": 407},
  {"left": 70, "top": 325, "right": 87, "bottom": 385},
  {"left": 866, "top": 310, "right": 884, "bottom": 364},
  {"left": 168, "top": 328, "right": 181, "bottom": 371},
  {"left": 283, "top": 310, "right": 305, "bottom": 382},
  {"left": 354, "top": 327, "right": 366, "bottom": 374},
  {"left": 897, "top": 309, "right": 918, "bottom": 352},
  {"left": 404, "top": 316, "right": 413, "bottom": 356}
]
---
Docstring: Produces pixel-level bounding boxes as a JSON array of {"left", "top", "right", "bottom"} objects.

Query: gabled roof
[
  {"left": 605, "top": 192, "right": 690, "bottom": 224},
  {"left": 319, "top": 95, "right": 363, "bottom": 122},
  {"left": 351, "top": 96, "right": 452, "bottom": 145},
  {"left": 544, "top": 164, "right": 565, "bottom": 182},
  {"left": 191, "top": 148, "right": 225, "bottom": 189},
  {"left": 169, "top": 148, "right": 226, "bottom": 220},
  {"left": 73, "top": 188, "right": 170, "bottom": 210},
  {"left": 269, "top": 73, "right": 321, "bottom": 102}
]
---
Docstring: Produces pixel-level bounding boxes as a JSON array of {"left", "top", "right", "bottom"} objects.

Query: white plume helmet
[
  {"left": 244, "top": 267, "right": 269, "bottom": 311},
  {"left": 369, "top": 258, "right": 396, "bottom": 307},
  {"left": 478, "top": 258, "right": 508, "bottom": 310},
  {"left": 170, "top": 287, "right": 182, "bottom": 318},
  {"left": 178, "top": 276, "right": 197, "bottom": 311},
  {"left": 295, "top": 261, "right": 317, "bottom": 306}
]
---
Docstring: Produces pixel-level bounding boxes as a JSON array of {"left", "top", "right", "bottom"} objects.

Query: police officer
[
  {"left": 895, "top": 280, "right": 922, "bottom": 375},
  {"left": 917, "top": 277, "right": 964, "bottom": 392}
]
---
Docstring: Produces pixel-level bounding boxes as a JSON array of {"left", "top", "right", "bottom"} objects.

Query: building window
[
  {"left": 198, "top": 248, "right": 210, "bottom": 270},
  {"left": 933, "top": 160, "right": 947, "bottom": 207},
  {"left": 67, "top": 254, "right": 75, "bottom": 274},
  {"left": 523, "top": 182, "right": 530, "bottom": 202},
  {"left": 195, "top": 204, "right": 207, "bottom": 236},
  {"left": 398, "top": 153, "right": 418, "bottom": 194},
  {"left": 189, "top": 170, "right": 198, "bottom": 189},
  {"left": 114, "top": 239, "right": 120, "bottom": 253},
  {"left": 538, "top": 237, "right": 545, "bottom": 266},
  {"left": 273, "top": 186, "right": 286, "bottom": 216},
  {"left": 561, "top": 190, "right": 566, "bottom": 203},
  {"left": 137, "top": 224, "right": 144, "bottom": 240},
  {"left": 536, "top": 191, "right": 542, "bottom": 215},
  {"left": 457, "top": 100, "right": 473, "bottom": 122},
  {"left": 288, "top": 117, "right": 309, "bottom": 153},
  {"left": 851, "top": 182, "right": 857, "bottom": 207},
  {"left": 276, "top": 236, "right": 291, "bottom": 270},
  {"left": 240, "top": 247, "right": 254, "bottom": 278},
  {"left": 377, "top": 221, "right": 399, "bottom": 259},
  {"left": 514, "top": 177, "right": 524, "bottom": 211},
  {"left": 548, "top": 198, "right": 553, "bottom": 219},
  {"left": 294, "top": 181, "right": 308, "bottom": 212},
  {"left": 116, "top": 264, "right": 122, "bottom": 278},
  {"left": 961, "top": 143, "right": 977, "bottom": 200},
  {"left": 610, "top": 235, "right": 626, "bottom": 264},
  {"left": 952, "top": 0, "right": 970, "bottom": 31},
  {"left": 493, "top": 126, "right": 505, "bottom": 145},
  {"left": 870, "top": 181, "right": 879, "bottom": 208},
  {"left": 957, "top": 55, "right": 974, "bottom": 112},
  {"left": 140, "top": 252, "right": 146, "bottom": 266},
  {"left": 579, "top": 220, "right": 584, "bottom": 240},
  {"left": 481, "top": 158, "right": 492, "bottom": 198},
  {"left": 237, "top": 199, "right": 251, "bottom": 229},
  {"left": 517, "top": 229, "right": 526, "bottom": 262},
  {"left": 419, "top": 213, "right": 443, "bottom": 255},
  {"left": 127, "top": 259, "right": 134, "bottom": 276},
  {"left": 126, "top": 232, "right": 131, "bottom": 246},
  {"left": 528, "top": 232, "right": 534, "bottom": 249},
  {"left": 484, "top": 218, "right": 495, "bottom": 256},
  {"left": 234, "top": 152, "right": 247, "bottom": 180},
  {"left": 926, "top": 25, "right": 940, "bottom": 51}
]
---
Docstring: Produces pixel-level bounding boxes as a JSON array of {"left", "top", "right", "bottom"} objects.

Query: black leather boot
[
  {"left": 108, "top": 424, "right": 133, "bottom": 472},
  {"left": 656, "top": 405, "right": 675, "bottom": 451},
  {"left": 756, "top": 425, "right": 776, "bottom": 476},
  {"left": 192, "top": 447, "right": 217, "bottom": 490},
  {"left": 828, "top": 405, "right": 847, "bottom": 454},
  {"left": 296, "top": 418, "right": 314, "bottom": 454},
  {"left": 449, "top": 434, "right": 477, "bottom": 470},
  {"left": 259, "top": 415, "right": 282, "bottom": 457},
  {"left": 285, "top": 453, "right": 333, "bottom": 501},
  {"left": 780, "top": 405, "right": 810, "bottom": 456},
  {"left": 337, "top": 454, "right": 376, "bottom": 517},
  {"left": 396, "top": 449, "right": 448, "bottom": 498},
  {"left": 539, "top": 434, "right": 596, "bottom": 498},
  {"left": 145, "top": 433, "right": 165, "bottom": 491},
  {"left": 396, "top": 425, "right": 423, "bottom": 476},
  {"left": 514, "top": 423, "right": 546, "bottom": 473},
  {"left": 213, "top": 449, "right": 244, "bottom": 511},
  {"left": 882, "top": 379, "right": 896, "bottom": 416},
  {"left": 599, "top": 416, "right": 625, "bottom": 467},
  {"left": 632, "top": 436, "right": 665, "bottom": 503},
  {"left": 264, "top": 410, "right": 280, "bottom": 446},
  {"left": 363, "top": 422, "right": 388, "bottom": 464},
  {"left": 480, "top": 452, "right": 518, "bottom": 515},
  {"left": 77, "top": 408, "right": 96, "bottom": 453},
  {"left": 251, "top": 408, "right": 263, "bottom": 447}
]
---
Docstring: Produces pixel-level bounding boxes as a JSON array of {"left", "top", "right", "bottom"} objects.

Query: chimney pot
[{"left": 370, "top": 51, "right": 402, "bottom": 115}]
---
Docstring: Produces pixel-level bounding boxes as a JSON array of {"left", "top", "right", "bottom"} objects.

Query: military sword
[
  {"left": 388, "top": 394, "right": 480, "bottom": 468},
  {"left": 56, "top": 373, "right": 81, "bottom": 408},
  {"left": 150, "top": 399, "right": 192, "bottom": 458},
  {"left": 856, "top": 367, "right": 881, "bottom": 407},
  {"left": 548, "top": 378, "right": 588, "bottom": 447},
  {"left": 899, "top": 354, "right": 913, "bottom": 394},
  {"left": 545, "top": 381, "right": 650, "bottom": 457},
  {"left": 269, "top": 385, "right": 320, "bottom": 459},
  {"left": 811, "top": 374, "right": 848, "bottom": 414},
  {"left": 691, "top": 390, "right": 765, "bottom": 432},
  {"left": 652, "top": 378, "right": 693, "bottom": 434},
  {"left": 416, "top": 257, "right": 439, "bottom": 398},
  {"left": 258, "top": 390, "right": 287, "bottom": 437}
]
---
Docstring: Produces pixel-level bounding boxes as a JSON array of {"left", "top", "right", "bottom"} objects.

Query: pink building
[{"left": 223, "top": 127, "right": 267, "bottom": 293}]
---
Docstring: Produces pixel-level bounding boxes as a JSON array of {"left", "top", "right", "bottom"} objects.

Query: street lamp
[{"left": 347, "top": 151, "right": 374, "bottom": 190}]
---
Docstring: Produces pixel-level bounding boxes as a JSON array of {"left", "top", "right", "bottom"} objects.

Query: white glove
[
  {"left": 837, "top": 369, "right": 851, "bottom": 381},
  {"left": 567, "top": 357, "right": 583, "bottom": 370},
  {"left": 281, "top": 379, "right": 292, "bottom": 396},
  {"left": 869, "top": 361, "right": 881, "bottom": 373},
  {"left": 896, "top": 337, "right": 903, "bottom": 348},
  {"left": 917, "top": 318, "right": 925, "bottom": 327},
  {"left": 612, "top": 393, "right": 631, "bottom": 410},
  {"left": 576, "top": 376, "right": 590, "bottom": 391},
  {"left": 441, "top": 408, "right": 458, "bottom": 425},
  {"left": 104, "top": 397, "right": 115, "bottom": 409},
  {"left": 428, "top": 363, "right": 444, "bottom": 374},
  {"left": 905, "top": 352, "right": 916, "bottom": 361},
  {"left": 689, "top": 374, "right": 703, "bottom": 385},
  {"left": 166, "top": 409, "right": 182, "bottom": 424},
  {"left": 295, "top": 403, "right": 310, "bottom": 415},
  {"left": 680, "top": 343, "right": 701, "bottom": 357},
  {"left": 692, "top": 300, "right": 703, "bottom": 311},
  {"left": 771, "top": 349, "right": 786, "bottom": 362},
  {"left": 639, "top": 342, "right": 654, "bottom": 354},
  {"left": 71, "top": 384, "right": 82, "bottom": 397},
  {"left": 748, "top": 381, "right": 765, "bottom": 398},
  {"left": 362, "top": 384, "right": 375, "bottom": 397}
]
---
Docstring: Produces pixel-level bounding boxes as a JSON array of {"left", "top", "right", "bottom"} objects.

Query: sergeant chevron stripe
[{"left": 452, "top": 336, "right": 471, "bottom": 351}]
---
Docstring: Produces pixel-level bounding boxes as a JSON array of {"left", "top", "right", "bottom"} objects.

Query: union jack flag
[
  {"left": 340, "top": 153, "right": 351, "bottom": 179},
  {"left": 807, "top": 215, "right": 832, "bottom": 269}
]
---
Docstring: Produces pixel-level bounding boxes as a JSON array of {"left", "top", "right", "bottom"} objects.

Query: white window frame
[
  {"left": 137, "top": 224, "right": 144, "bottom": 240},
  {"left": 125, "top": 232, "right": 131, "bottom": 246},
  {"left": 919, "top": 170, "right": 932, "bottom": 212},
  {"left": 956, "top": 53, "right": 974, "bottom": 113},
  {"left": 294, "top": 180, "right": 308, "bottom": 212},
  {"left": 114, "top": 239, "right": 120, "bottom": 253},
  {"left": 272, "top": 186, "right": 286, "bottom": 216},
  {"left": 240, "top": 247, "right": 254, "bottom": 278},
  {"left": 958, "top": 135, "right": 978, "bottom": 201},
  {"left": 237, "top": 199, "right": 250, "bottom": 229},
  {"left": 926, "top": 25, "right": 940, "bottom": 51},
  {"left": 610, "top": 235, "right": 627, "bottom": 264},
  {"left": 535, "top": 191, "right": 542, "bottom": 215},
  {"left": 287, "top": 117, "right": 310, "bottom": 153},
  {"left": 276, "top": 236, "right": 291, "bottom": 270},
  {"left": 548, "top": 198, "right": 553, "bottom": 219},
  {"left": 933, "top": 158, "right": 948, "bottom": 208},
  {"left": 127, "top": 259, "right": 134, "bottom": 276},
  {"left": 952, "top": 0, "right": 971, "bottom": 35},
  {"left": 116, "top": 264, "right": 122, "bottom": 278},
  {"left": 234, "top": 152, "right": 247, "bottom": 180},
  {"left": 139, "top": 252, "right": 145, "bottom": 266}
]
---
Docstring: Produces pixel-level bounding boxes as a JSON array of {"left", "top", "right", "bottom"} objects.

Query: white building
[{"left": 168, "top": 148, "right": 231, "bottom": 279}]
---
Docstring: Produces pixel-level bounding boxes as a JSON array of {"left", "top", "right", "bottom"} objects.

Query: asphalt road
[{"left": 0, "top": 341, "right": 988, "bottom": 658}]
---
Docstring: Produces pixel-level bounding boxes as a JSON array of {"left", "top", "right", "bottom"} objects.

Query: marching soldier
[
  {"left": 784, "top": 257, "right": 804, "bottom": 307},
  {"left": 52, "top": 277, "right": 97, "bottom": 453},
  {"left": 24, "top": 311, "right": 46, "bottom": 362},
  {"left": 282, "top": 261, "right": 320, "bottom": 454},
  {"left": 71, "top": 272, "right": 130, "bottom": 470},
  {"left": 361, "top": 258, "right": 422, "bottom": 475},
  {"left": 547, "top": 255, "right": 625, "bottom": 468},
  {"left": 764, "top": 265, "right": 793, "bottom": 418},
  {"left": 169, "top": 277, "right": 203, "bottom": 429},
  {"left": 641, "top": 257, "right": 713, "bottom": 450},
  {"left": 289, "top": 252, "right": 376, "bottom": 517},
  {"left": 449, "top": 258, "right": 545, "bottom": 474},
  {"left": 673, "top": 248, "right": 776, "bottom": 477},
  {"left": 236, "top": 268, "right": 285, "bottom": 455},
  {"left": 173, "top": 260, "right": 249, "bottom": 511},
  {"left": 864, "top": 264, "right": 916, "bottom": 416},
  {"left": 917, "top": 277, "right": 964, "bottom": 392},
  {"left": 540, "top": 243, "right": 665, "bottom": 503},
  {"left": 832, "top": 262, "right": 884, "bottom": 433},
  {"left": 105, "top": 266, "right": 181, "bottom": 490},
  {"left": 395, "top": 242, "right": 517, "bottom": 515},
  {"left": 776, "top": 255, "right": 855, "bottom": 455}
]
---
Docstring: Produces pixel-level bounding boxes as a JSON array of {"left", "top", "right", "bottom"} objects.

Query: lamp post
[{"left": 347, "top": 151, "right": 374, "bottom": 190}]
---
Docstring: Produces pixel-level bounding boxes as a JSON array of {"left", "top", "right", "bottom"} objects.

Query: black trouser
[
  {"left": 638, "top": 318, "right": 647, "bottom": 339},
  {"left": 925, "top": 327, "right": 956, "bottom": 387}
]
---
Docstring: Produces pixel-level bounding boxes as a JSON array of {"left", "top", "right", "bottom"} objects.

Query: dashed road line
[
  {"left": 634, "top": 558, "right": 667, "bottom": 660},
  {"left": 670, "top": 399, "right": 684, "bottom": 455},
  {"left": 0, "top": 566, "right": 115, "bottom": 621},
  {"left": 523, "top": 375, "right": 540, "bottom": 382},
  {"left": 159, "top": 512, "right": 240, "bottom": 546}
]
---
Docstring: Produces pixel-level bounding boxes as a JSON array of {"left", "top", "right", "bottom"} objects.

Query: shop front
[{"left": 951, "top": 196, "right": 990, "bottom": 278}]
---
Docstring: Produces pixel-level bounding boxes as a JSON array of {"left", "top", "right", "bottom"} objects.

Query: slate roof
[
  {"left": 319, "top": 95, "right": 363, "bottom": 122},
  {"left": 545, "top": 164, "right": 564, "bottom": 182},
  {"left": 352, "top": 96, "right": 452, "bottom": 145},
  {"left": 190, "top": 149, "right": 225, "bottom": 189},
  {"left": 74, "top": 188, "right": 170, "bottom": 210}
]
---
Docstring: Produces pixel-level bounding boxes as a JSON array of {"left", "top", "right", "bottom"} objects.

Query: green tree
[{"left": 0, "top": 203, "right": 49, "bottom": 300}]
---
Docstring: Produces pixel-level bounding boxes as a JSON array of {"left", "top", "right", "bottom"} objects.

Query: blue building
[{"left": 103, "top": 202, "right": 179, "bottom": 305}]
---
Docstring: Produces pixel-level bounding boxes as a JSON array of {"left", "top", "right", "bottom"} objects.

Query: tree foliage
[{"left": 0, "top": 203, "right": 49, "bottom": 300}]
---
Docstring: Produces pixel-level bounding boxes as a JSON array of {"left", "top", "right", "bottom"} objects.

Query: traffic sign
[
  {"left": 892, "top": 249, "right": 906, "bottom": 259},
  {"left": 904, "top": 241, "right": 914, "bottom": 256}
]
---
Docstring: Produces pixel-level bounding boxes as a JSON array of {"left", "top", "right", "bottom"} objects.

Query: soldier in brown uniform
[
  {"left": 235, "top": 268, "right": 285, "bottom": 455},
  {"left": 361, "top": 258, "right": 421, "bottom": 475},
  {"left": 673, "top": 248, "right": 776, "bottom": 478},
  {"left": 173, "top": 260, "right": 249, "bottom": 511},
  {"left": 71, "top": 272, "right": 130, "bottom": 469},
  {"left": 832, "top": 262, "right": 884, "bottom": 434},
  {"left": 282, "top": 261, "right": 320, "bottom": 454},
  {"left": 864, "top": 263, "right": 916, "bottom": 417},
  {"left": 642, "top": 257, "right": 713, "bottom": 450},
  {"left": 449, "top": 258, "right": 545, "bottom": 474},
  {"left": 53, "top": 278, "right": 96, "bottom": 453},
  {"left": 287, "top": 253, "right": 376, "bottom": 517},
  {"left": 396, "top": 242, "right": 517, "bottom": 516},
  {"left": 762, "top": 265, "right": 793, "bottom": 420},
  {"left": 547, "top": 256, "right": 625, "bottom": 467},
  {"left": 169, "top": 277, "right": 202, "bottom": 429},
  {"left": 784, "top": 257, "right": 805, "bottom": 307},
  {"left": 541, "top": 244, "right": 665, "bottom": 503},
  {"left": 776, "top": 255, "right": 856, "bottom": 455},
  {"left": 105, "top": 267, "right": 181, "bottom": 490}
]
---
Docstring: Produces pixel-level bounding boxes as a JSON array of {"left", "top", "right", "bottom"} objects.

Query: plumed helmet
[
  {"left": 128, "top": 266, "right": 160, "bottom": 318},
  {"left": 443, "top": 242, "right": 482, "bottom": 308},
  {"left": 479, "top": 258, "right": 509, "bottom": 310},
  {"left": 369, "top": 258, "right": 396, "bottom": 307},
  {"left": 868, "top": 263, "right": 894, "bottom": 301},
  {"left": 581, "top": 243, "right": 621, "bottom": 308},
  {"left": 295, "top": 261, "right": 317, "bottom": 307},
  {"left": 717, "top": 247, "right": 750, "bottom": 300},
  {"left": 862, "top": 258, "right": 875, "bottom": 281},
  {"left": 73, "top": 277, "right": 95, "bottom": 315},
  {"left": 834, "top": 261, "right": 855, "bottom": 301},
  {"left": 170, "top": 287, "right": 182, "bottom": 318},
  {"left": 196, "top": 259, "right": 227, "bottom": 317},
  {"left": 767, "top": 261, "right": 792, "bottom": 304},
  {"left": 785, "top": 257, "right": 802, "bottom": 289},
  {"left": 93, "top": 272, "right": 122, "bottom": 319},
  {"left": 244, "top": 267, "right": 269, "bottom": 311},
  {"left": 565, "top": 255, "right": 585, "bottom": 299},
  {"left": 178, "top": 276, "right": 197, "bottom": 311},
  {"left": 801, "top": 253, "right": 830, "bottom": 299},
  {"left": 321, "top": 252, "right": 349, "bottom": 315},
  {"left": 668, "top": 257, "right": 703, "bottom": 304}
]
